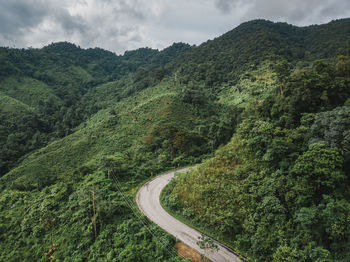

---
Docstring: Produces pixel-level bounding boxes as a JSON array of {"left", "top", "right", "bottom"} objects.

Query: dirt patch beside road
[{"left": 176, "top": 242, "right": 209, "bottom": 262}]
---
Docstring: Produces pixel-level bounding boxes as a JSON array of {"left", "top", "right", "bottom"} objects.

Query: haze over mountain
[{"left": 0, "top": 18, "right": 350, "bottom": 261}]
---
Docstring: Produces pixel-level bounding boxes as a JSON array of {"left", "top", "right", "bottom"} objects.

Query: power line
[
  {"left": 109, "top": 173, "right": 179, "bottom": 259},
  {"left": 110, "top": 173, "right": 178, "bottom": 258}
]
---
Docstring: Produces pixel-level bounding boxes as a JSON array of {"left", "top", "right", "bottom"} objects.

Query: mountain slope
[
  {"left": 0, "top": 77, "right": 238, "bottom": 260},
  {"left": 0, "top": 18, "right": 350, "bottom": 261},
  {"left": 0, "top": 42, "right": 191, "bottom": 176},
  {"left": 171, "top": 18, "right": 350, "bottom": 88},
  {"left": 164, "top": 54, "right": 350, "bottom": 261}
]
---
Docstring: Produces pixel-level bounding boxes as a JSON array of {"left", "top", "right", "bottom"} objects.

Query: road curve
[{"left": 136, "top": 168, "right": 243, "bottom": 262}]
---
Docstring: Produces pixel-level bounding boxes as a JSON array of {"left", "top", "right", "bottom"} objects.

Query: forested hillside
[
  {"left": 1, "top": 18, "right": 350, "bottom": 261},
  {"left": 0, "top": 41, "right": 192, "bottom": 176},
  {"left": 164, "top": 44, "right": 350, "bottom": 261}
]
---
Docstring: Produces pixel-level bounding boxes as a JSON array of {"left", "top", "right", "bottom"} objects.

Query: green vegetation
[
  {"left": 1, "top": 18, "right": 350, "bottom": 261},
  {"left": 171, "top": 19, "right": 350, "bottom": 90},
  {"left": 164, "top": 55, "right": 350, "bottom": 261},
  {"left": 0, "top": 41, "right": 192, "bottom": 176},
  {"left": 217, "top": 61, "right": 277, "bottom": 107}
]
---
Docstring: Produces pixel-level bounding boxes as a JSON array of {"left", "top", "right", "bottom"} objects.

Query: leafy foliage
[
  {"left": 1, "top": 18, "right": 350, "bottom": 261},
  {"left": 165, "top": 55, "right": 350, "bottom": 261}
]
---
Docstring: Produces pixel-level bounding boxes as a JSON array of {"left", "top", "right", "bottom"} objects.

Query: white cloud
[{"left": 0, "top": 0, "right": 349, "bottom": 53}]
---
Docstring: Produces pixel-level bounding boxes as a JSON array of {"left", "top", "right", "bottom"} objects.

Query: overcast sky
[{"left": 0, "top": 0, "right": 349, "bottom": 54}]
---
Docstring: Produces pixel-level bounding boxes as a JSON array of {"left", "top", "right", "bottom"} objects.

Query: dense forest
[
  {"left": 0, "top": 18, "right": 350, "bottom": 261},
  {"left": 164, "top": 54, "right": 350, "bottom": 261}
]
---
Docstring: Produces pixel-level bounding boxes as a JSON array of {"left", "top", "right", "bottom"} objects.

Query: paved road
[{"left": 136, "top": 168, "right": 243, "bottom": 262}]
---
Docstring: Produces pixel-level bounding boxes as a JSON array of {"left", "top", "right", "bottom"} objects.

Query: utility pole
[{"left": 91, "top": 184, "right": 97, "bottom": 239}]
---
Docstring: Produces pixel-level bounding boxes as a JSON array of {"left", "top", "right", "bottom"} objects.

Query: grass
[
  {"left": 160, "top": 175, "right": 251, "bottom": 262},
  {"left": 176, "top": 242, "right": 204, "bottom": 262},
  {"left": 0, "top": 77, "right": 61, "bottom": 108},
  {"left": 1, "top": 79, "right": 201, "bottom": 189},
  {"left": 0, "top": 93, "right": 34, "bottom": 114}
]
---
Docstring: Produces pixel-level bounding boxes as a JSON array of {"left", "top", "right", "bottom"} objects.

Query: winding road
[{"left": 136, "top": 168, "right": 243, "bottom": 262}]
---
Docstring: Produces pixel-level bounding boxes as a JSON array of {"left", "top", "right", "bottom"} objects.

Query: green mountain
[
  {"left": 164, "top": 57, "right": 350, "bottom": 261},
  {"left": 0, "top": 41, "right": 192, "bottom": 176},
  {"left": 163, "top": 21, "right": 350, "bottom": 262},
  {"left": 0, "top": 18, "right": 350, "bottom": 261}
]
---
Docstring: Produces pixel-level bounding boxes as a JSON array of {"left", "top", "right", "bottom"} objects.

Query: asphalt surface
[{"left": 136, "top": 168, "right": 243, "bottom": 262}]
